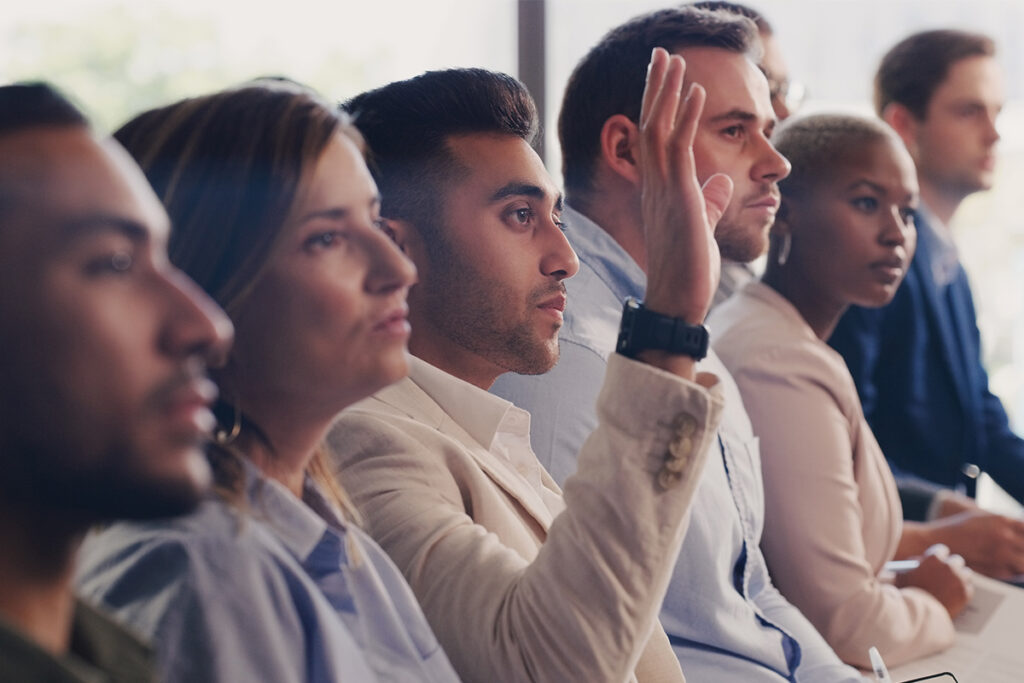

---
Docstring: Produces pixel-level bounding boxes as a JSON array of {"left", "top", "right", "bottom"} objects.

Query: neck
[
  {"left": 762, "top": 261, "right": 845, "bottom": 341},
  {"left": 570, "top": 189, "right": 647, "bottom": 273},
  {"left": 0, "top": 503, "right": 83, "bottom": 655},
  {"left": 919, "top": 178, "right": 963, "bottom": 227},
  {"left": 238, "top": 396, "right": 334, "bottom": 498}
]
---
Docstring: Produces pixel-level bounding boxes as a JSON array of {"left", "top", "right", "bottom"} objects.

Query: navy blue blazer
[{"left": 829, "top": 211, "right": 1024, "bottom": 507}]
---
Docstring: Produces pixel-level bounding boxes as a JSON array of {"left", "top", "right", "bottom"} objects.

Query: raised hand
[{"left": 638, "top": 47, "right": 733, "bottom": 325}]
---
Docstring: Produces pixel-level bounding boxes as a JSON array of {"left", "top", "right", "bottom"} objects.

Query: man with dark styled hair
[
  {"left": 0, "top": 82, "right": 231, "bottom": 680},
  {"left": 330, "top": 59, "right": 729, "bottom": 682},
  {"left": 829, "top": 30, "right": 1024, "bottom": 579},
  {"left": 492, "top": 7, "right": 861, "bottom": 680}
]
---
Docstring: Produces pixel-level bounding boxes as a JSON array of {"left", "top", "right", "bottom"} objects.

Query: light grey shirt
[{"left": 76, "top": 459, "right": 459, "bottom": 683}]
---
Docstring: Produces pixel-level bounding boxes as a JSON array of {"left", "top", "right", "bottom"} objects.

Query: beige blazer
[
  {"left": 710, "top": 282, "right": 954, "bottom": 669},
  {"left": 327, "top": 354, "right": 723, "bottom": 683}
]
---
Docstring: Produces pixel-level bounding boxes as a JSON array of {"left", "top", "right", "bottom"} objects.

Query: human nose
[
  {"left": 540, "top": 217, "right": 579, "bottom": 281},
  {"left": 753, "top": 135, "right": 791, "bottom": 183},
  {"left": 983, "top": 111, "right": 1000, "bottom": 145},
  {"left": 160, "top": 268, "right": 234, "bottom": 366},
  {"left": 881, "top": 206, "right": 912, "bottom": 247},
  {"left": 365, "top": 224, "right": 417, "bottom": 295}
]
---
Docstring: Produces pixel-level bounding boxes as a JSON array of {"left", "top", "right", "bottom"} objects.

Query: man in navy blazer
[{"left": 830, "top": 30, "right": 1024, "bottom": 577}]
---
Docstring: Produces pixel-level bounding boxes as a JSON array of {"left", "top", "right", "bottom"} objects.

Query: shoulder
[
  {"left": 77, "top": 499, "right": 309, "bottom": 629},
  {"left": 713, "top": 310, "right": 855, "bottom": 412},
  {"left": 711, "top": 291, "right": 819, "bottom": 375},
  {"left": 331, "top": 399, "right": 461, "bottom": 470},
  {"left": 328, "top": 401, "right": 475, "bottom": 522}
]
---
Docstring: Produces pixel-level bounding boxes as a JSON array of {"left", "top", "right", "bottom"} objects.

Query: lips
[
  {"left": 536, "top": 289, "right": 567, "bottom": 325},
  {"left": 871, "top": 254, "right": 908, "bottom": 284},
  {"left": 537, "top": 293, "right": 566, "bottom": 312},
  {"left": 162, "top": 376, "right": 219, "bottom": 436},
  {"left": 372, "top": 303, "right": 412, "bottom": 337},
  {"left": 745, "top": 194, "right": 780, "bottom": 210}
]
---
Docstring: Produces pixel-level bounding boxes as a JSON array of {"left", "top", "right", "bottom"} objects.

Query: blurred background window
[{"left": 4, "top": 0, "right": 1021, "bottom": 430}]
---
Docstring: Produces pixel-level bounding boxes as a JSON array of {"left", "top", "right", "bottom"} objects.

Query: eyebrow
[
  {"left": 707, "top": 109, "right": 757, "bottom": 124},
  {"left": 708, "top": 108, "right": 777, "bottom": 130},
  {"left": 59, "top": 214, "right": 149, "bottom": 242},
  {"left": 489, "top": 182, "right": 564, "bottom": 212},
  {"left": 846, "top": 179, "right": 887, "bottom": 194},
  {"left": 295, "top": 195, "right": 382, "bottom": 225},
  {"left": 847, "top": 179, "right": 918, "bottom": 203}
]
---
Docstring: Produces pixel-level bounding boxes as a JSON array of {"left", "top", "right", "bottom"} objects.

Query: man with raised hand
[
  {"left": 492, "top": 7, "right": 862, "bottom": 681},
  {"left": 329, "top": 54, "right": 726, "bottom": 682},
  {"left": 0, "top": 83, "right": 231, "bottom": 682}
]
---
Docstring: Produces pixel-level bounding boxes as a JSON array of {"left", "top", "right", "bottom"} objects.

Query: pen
[
  {"left": 869, "top": 646, "right": 892, "bottom": 683},
  {"left": 884, "top": 559, "right": 920, "bottom": 573}
]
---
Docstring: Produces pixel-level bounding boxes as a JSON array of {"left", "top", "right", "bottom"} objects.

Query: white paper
[{"left": 886, "top": 574, "right": 1024, "bottom": 683}]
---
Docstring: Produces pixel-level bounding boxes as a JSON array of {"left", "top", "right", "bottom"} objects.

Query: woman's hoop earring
[{"left": 215, "top": 401, "right": 242, "bottom": 445}]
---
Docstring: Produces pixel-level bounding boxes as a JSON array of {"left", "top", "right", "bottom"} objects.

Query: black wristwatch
[{"left": 616, "top": 297, "right": 709, "bottom": 360}]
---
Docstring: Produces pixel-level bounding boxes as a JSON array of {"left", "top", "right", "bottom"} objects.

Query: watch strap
[{"left": 616, "top": 297, "right": 709, "bottom": 360}]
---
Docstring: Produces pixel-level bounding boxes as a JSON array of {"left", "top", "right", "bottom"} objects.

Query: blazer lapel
[{"left": 372, "top": 378, "right": 559, "bottom": 530}]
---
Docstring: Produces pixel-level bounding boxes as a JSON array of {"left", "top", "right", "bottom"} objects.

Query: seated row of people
[{"left": 0, "top": 5, "right": 1011, "bottom": 682}]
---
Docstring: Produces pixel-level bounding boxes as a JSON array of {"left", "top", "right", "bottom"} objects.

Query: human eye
[
  {"left": 84, "top": 248, "right": 135, "bottom": 277},
  {"left": 504, "top": 205, "right": 535, "bottom": 229},
  {"left": 303, "top": 230, "right": 346, "bottom": 252},
  {"left": 850, "top": 196, "right": 878, "bottom": 213},
  {"left": 956, "top": 104, "right": 983, "bottom": 119},
  {"left": 721, "top": 124, "right": 745, "bottom": 140},
  {"left": 553, "top": 214, "right": 567, "bottom": 232},
  {"left": 900, "top": 206, "right": 917, "bottom": 226}
]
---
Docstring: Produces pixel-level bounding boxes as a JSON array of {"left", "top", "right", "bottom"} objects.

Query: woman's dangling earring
[{"left": 777, "top": 233, "right": 792, "bottom": 266}]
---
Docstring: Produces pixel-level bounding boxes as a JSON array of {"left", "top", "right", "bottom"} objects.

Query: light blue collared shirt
[
  {"left": 491, "top": 204, "right": 863, "bottom": 682},
  {"left": 76, "top": 459, "right": 459, "bottom": 683}
]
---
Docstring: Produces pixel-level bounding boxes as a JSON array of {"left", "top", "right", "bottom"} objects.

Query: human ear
[
  {"left": 882, "top": 103, "right": 919, "bottom": 158},
  {"left": 599, "top": 114, "right": 642, "bottom": 185}
]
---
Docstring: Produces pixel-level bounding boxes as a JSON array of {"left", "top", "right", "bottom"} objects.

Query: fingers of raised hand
[
  {"left": 640, "top": 51, "right": 692, "bottom": 175},
  {"left": 639, "top": 47, "right": 670, "bottom": 130},
  {"left": 640, "top": 49, "right": 685, "bottom": 137}
]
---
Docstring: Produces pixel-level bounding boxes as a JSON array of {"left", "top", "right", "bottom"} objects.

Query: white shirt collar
[{"left": 408, "top": 356, "right": 531, "bottom": 451}]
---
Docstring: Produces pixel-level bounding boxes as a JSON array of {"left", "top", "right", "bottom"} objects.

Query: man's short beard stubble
[
  {"left": 714, "top": 194, "right": 775, "bottom": 263},
  {"left": 420, "top": 227, "right": 562, "bottom": 377}
]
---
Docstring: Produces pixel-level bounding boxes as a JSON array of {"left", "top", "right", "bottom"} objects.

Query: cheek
[
  {"left": 797, "top": 208, "right": 857, "bottom": 271},
  {"left": 31, "top": 311, "right": 157, "bottom": 458},
  {"left": 236, "top": 272, "right": 367, "bottom": 378},
  {"left": 693, "top": 136, "right": 727, "bottom": 185}
]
